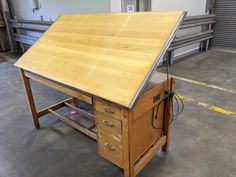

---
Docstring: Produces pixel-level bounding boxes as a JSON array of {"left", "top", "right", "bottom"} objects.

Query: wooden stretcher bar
[
  {"left": 20, "top": 69, "right": 97, "bottom": 140},
  {"left": 48, "top": 109, "right": 97, "bottom": 140}
]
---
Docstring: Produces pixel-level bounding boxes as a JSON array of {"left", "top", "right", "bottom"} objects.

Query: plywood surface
[{"left": 15, "top": 11, "right": 185, "bottom": 108}]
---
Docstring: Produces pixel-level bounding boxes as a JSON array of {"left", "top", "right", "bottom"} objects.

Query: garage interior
[{"left": 0, "top": 1, "right": 236, "bottom": 177}]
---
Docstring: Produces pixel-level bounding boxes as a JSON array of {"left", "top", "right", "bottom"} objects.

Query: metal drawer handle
[
  {"left": 104, "top": 143, "right": 116, "bottom": 151},
  {"left": 103, "top": 120, "right": 114, "bottom": 127},
  {"left": 104, "top": 107, "right": 114, "bottom": 114}
]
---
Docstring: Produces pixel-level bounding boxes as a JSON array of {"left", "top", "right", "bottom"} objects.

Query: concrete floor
[{"left": 0, "top": 50, "right": 236, "bottom": 177}]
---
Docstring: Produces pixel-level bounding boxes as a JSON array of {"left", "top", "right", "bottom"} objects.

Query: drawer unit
[
  {"left": 95, "top": 99, "right": 124, "bottom": 120},
  {"left": 97, "top": 129, "right": 123, "bottom": 168},
  {"left": 96, "top": 111, "right": 122, "bottom": 134},
  {"left": 95, "top": 99, "right": 124, "bottom": 168}
]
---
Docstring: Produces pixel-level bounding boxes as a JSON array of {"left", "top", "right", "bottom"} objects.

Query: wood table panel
[{"left": 15, "top": 11, "right": 185, "bottom": 108}]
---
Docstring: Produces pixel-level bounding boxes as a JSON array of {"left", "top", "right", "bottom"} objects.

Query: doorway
[{"left": 122, "top": 0, "right": 151, "bottom": 12}]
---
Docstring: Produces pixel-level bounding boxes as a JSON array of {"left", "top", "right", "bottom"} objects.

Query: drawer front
[
  {"left": 95, "top": 99, "right": 123, "bottom": 120},
  {"left": 96, "top": 111, "right": 122, "bottom": 134},
  {"left": 97, "top": 130, "right": 123, "bottom": 168}
]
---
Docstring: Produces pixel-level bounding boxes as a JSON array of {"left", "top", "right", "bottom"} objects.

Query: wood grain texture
[
  {"left": 95, "top": 98, "right": 124, "bottom": 120},
  {"left": 15, "top": 11, "right": 184, "bottom": 108},
  {"left": 24, "top": 71, "right": 93, "bottom": 104},
  {"left": 97, "top": 128, "right": 123, "bottom": 168},
  {"left": 96, "top": 111, "right": 122, "bottom": 134},
  {"left": 20, "top": 69, "right": 40, "bottom": 129}
]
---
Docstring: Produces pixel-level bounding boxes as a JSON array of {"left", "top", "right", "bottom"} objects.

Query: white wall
[
  {"left": 10, "top": 0, "right": 111, "bottom": 21},
  {"left": 152, "top": 0, "right": 206, "bottom": 15},
  {"left": 9, "top": 0, "right": 111, "bottom": 42},
  {"left": 111, "top": 0, "right": 122, "bottom": 12},
  {"left": 152, "top": 0, "right": 207, "bottom": 59}
]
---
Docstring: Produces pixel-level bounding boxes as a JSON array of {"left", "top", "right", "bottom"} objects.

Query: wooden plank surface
[{"left": 15, "top": 11, "right": 185, "bottom": 108}]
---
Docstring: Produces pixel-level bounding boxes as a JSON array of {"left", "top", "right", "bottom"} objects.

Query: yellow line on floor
[
  {"left": 174, "top": 76, "right": 236, "bottom": 95},
  {"left": 178, "top": 95, "right": 236, "bottom": 118}
]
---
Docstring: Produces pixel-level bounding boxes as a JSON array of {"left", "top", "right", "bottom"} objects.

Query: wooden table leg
[
  {"left": 73, "top": 97, "right": 79, "bottom": 107},
  {"left": 20, "top": 69, "right": 40, "bottom": 129},
  {"left": 124, "top": 169, "right": 134, "bottom": 177},
  {"left": 162, "top": 100, "right": 172, "bottom": 152},
  {"left": 123, "top": 110, "right": 135, "bottom": 177},
  {"left": 162, "top": 77, "right": 175, "bottom": 152}
]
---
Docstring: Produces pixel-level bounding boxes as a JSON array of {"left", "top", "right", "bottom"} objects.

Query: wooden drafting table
[{"left": 15, "top": 11, "right": 186, "bottom": 177}]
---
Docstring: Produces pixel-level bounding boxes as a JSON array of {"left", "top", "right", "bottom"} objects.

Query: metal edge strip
[{"left": 128, "top": 11, "right": 187, "bottom": 109}]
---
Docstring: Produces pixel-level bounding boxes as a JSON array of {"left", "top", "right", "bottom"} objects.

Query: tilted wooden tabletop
[{"left": 15, "top": 11, "right": 185, "bottom": 108}]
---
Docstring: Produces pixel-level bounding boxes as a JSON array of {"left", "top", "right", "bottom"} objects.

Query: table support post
[
  {"left": 20, "top": 69, "right": 40, "bottom": 129},
  {"left": 162, "top": 77, "right": 174, "bottom": 152},
  {"left": 123, "top": 110, "right": 134, "bottom": 177}
]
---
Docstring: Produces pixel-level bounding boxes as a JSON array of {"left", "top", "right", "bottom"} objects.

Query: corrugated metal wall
[{"left": 212, "top": 0, "right": 236, "bottom": 51}]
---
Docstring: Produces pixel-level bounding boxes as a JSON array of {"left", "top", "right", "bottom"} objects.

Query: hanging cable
[{"left": 151, "top": 58, "right": 184, "bottom": 129}]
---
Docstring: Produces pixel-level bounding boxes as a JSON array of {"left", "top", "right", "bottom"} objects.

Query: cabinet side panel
[{"left": 131, "top": 83, "right": 166, "bottom": 163}]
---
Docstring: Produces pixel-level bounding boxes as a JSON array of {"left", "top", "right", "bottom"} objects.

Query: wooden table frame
[
  {"left": 20, "top": 69, "right": 98, "bottom": 140},
  {"left": 20, "top": 68, "right": 174, "bottom": 177}
]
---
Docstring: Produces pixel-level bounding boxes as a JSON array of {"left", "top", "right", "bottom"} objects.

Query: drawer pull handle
[
  {"left": 104, "top": 107, "right": 114, "bottom": 114},
  {"left": 104, "top": 143, "right": 116, "bottom": 151},
  {"left": 103, "top": 120, "right": 114, "bottom": 127}
]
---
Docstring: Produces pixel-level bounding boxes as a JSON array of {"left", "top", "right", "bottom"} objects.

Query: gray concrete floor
[{"left": 0, "top": 50, "right": 236, "bottom": 177}]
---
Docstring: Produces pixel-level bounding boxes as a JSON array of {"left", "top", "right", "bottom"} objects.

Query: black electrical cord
[
  {"left": 152, "top": 96, "right": 166, "bottom": 129},
  {"left": 151, "top": 58, "right": 184, "bottom": 129},
  {"left": 170, "top": 92, "right": 184, "bottom": 122}
]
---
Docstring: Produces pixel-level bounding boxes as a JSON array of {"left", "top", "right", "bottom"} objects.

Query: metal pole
[
  {"left": 0, "top": 7, "right": 9, "bottom": 51},
  {"left": 0, "top": 0, "right": 17, "bottom": 52},
  {"left": 205, "top": 0, "right": 216, "bottom": 51}
]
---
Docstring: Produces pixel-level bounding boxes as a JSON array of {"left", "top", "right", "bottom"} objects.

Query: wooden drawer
[
  {"left": 97, "top": 129, "right": 123, "bottom": 168},
  {"left": 95, "top": 99, "right": 124, "bottom": 120},
  {"left": 96, "top": 111, "right": 122, "bottom": 134}
]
